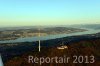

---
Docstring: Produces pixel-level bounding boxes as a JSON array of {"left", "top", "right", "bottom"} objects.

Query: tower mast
[{"left": 38, "top": 28, "right": 41, "bottom": 52}]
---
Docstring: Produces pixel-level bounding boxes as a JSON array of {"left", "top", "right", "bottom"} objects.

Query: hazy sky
[{"left": 0, "top": 0, "right": 100, "bottom": 27}]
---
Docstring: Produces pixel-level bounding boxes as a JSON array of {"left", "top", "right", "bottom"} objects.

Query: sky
[{"left": 0, "top": 0, "right": 100, "bottom": 27}]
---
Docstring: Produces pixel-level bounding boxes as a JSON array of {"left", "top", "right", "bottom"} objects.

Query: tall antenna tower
[{"left": 38, "top": 27, "right": 41, "bottom": 52}]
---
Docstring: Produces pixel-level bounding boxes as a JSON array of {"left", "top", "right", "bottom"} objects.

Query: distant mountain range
[
  {"left": 70, "top": 24, "right": 100, "bottom": 29},
  {"left": 0, "top": 24, "right": 100, "bottom": 31}
]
